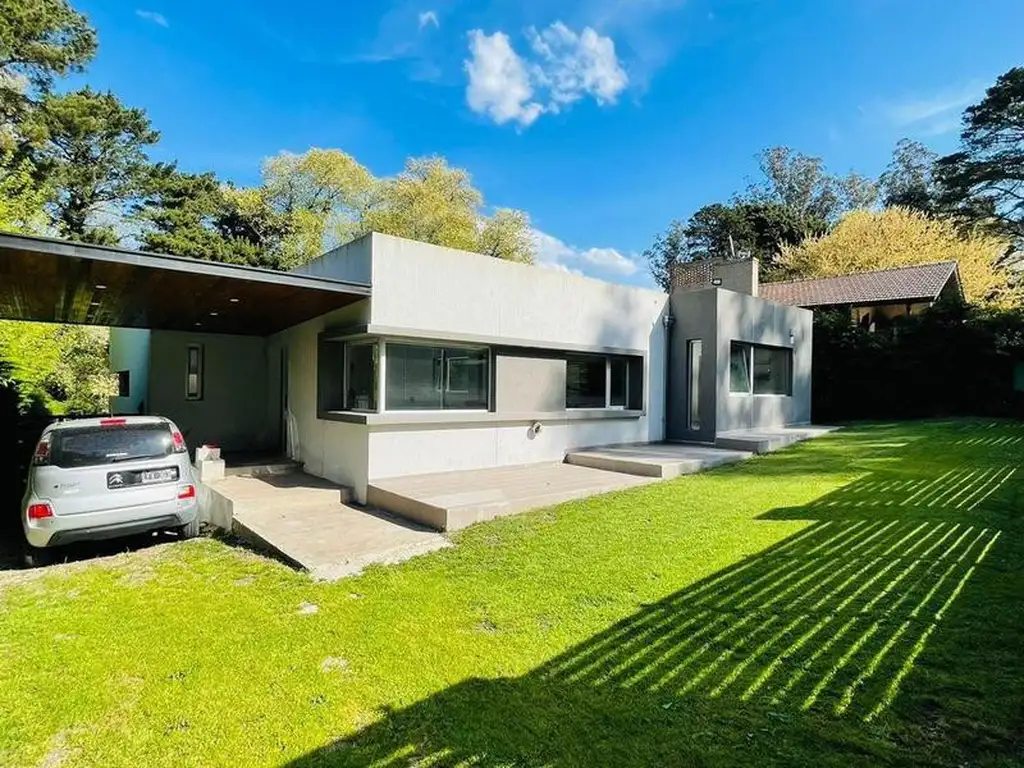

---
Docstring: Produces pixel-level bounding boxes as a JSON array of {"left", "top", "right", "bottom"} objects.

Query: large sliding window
[
  {"left": 386, "top": 343, "right": 489, "bottom": 411},
  {"left": 566, "top": 354, "right": 643, "bottom": 410},
  {"left": 729, "top": 342, "right": 793, "bottom": 396}
]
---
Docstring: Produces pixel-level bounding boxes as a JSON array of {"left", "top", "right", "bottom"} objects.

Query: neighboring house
[
  {"left": 758, "top": 261, "right": 963, "bottom": 330},
  {"left": 0, "top": 231, "right": 813, "bottom": 505}
]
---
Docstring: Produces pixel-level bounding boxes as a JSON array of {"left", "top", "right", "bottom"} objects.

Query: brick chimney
[{"left": 670, "top": 257, "right": 759, "bottom": 296}]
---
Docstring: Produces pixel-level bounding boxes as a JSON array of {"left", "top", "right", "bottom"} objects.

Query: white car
[{"left": 21, "top": 416, "right": 199, "bottom": 565}]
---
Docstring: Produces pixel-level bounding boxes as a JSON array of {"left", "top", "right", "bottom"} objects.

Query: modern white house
[
  {"left": 101, "top": 233, "right": 813, "bottom": 504},
  {"left": 0, "top": 231, "right": 812, "bottom": 517}
]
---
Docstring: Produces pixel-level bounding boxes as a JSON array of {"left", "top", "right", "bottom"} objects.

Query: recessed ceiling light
[
  {"left": 210, "top": 311, "right": 219, "bottom": 317},
  {"left": 89, "top": 301, "right": 99, "bottom": 306},
  {"left": 194, "top": 322, "right": 202, "bottom": 327},
  {"left": 95, "top": 284, "right": 107, "bottom": 290},
  {"left": 229, "top": 297, "right": 240, "bottom": 303}
]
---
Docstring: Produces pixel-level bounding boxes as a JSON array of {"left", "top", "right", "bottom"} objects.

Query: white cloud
[
  {"left": 135, "top": 9, "right": 168, "bottom": 27},
  {"left": 465, "top": 30, "right": 544, "bottom": 127},
  {"left": 879, "top": 82, "right": 982, "bottom": 135},
  {"left": 526, "top": 22, "right": 628, "bottom": 108},
  {"left": 532, "top": 228, "right": 639, "bottom": 277},
  {"left": 464, "top": 22, "right": 628, "bottom": 127},
  {"left": 418, "top": 10, "right": 439, "bottom": 30}
]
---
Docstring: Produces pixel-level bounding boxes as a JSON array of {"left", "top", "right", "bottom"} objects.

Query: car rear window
[{"left": 49, "top": 424, "right": 175, "bottom": 468}]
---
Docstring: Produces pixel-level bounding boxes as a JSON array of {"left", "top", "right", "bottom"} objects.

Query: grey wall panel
[
  {"left": 667, "top": 287, "right": 719, "bottom": 442},
  {"left": 495, "top": 355, "right": 567, "bottom": 412},
  {"left": 148, "top": 330, "right": 275, "bottom": 452},
  {"left": 714, "top": 290, "right": 813, "bottom": 433}
]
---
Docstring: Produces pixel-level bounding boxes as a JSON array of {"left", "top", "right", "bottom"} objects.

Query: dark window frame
[
  {"left": 729, "top": 341, "right": 793, "bottom": 397},
  {"left": 185, "top": 345, "right": 203, "bottom": 401}
]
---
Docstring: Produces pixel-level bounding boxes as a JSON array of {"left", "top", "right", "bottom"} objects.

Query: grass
[{"left": 1, "top": 419, "right": 1022, "bottom": 767}]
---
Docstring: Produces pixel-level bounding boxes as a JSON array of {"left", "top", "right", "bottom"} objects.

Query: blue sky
[{"left": 74, "top": 0, "right": 1023, "bottom": 286}]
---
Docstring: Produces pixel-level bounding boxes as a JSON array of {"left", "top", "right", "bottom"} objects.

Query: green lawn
[{"left": 1, "top": 420, "right": 1022, "bottom": 767}]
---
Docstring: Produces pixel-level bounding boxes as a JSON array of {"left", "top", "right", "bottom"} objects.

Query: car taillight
[
  {"left": 27, "top": 503, "right": 53, "bottom": 520},
  {"left": 171, "top": 429, "right": 186, "bottom": 453},
  {"left": 99, "top": 418, "right": 127, "bottom": 427},
  {"left": 32, "top": 436, "right": 51, "bottom": 466},
  {"left": 177, "top": 484, "right": 196, "bottom": 500}
]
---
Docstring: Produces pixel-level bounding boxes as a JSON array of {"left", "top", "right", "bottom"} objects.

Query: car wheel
[
  {"left": 177, "top": 517, "right": 200, "bottom": 540},
  {"left": 22, "top": 544, "right": 56, "bottom": 568}
]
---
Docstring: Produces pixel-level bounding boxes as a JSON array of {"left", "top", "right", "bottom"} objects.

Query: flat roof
[{"left": 0, "top": 232, "right": 371, "bottom": 336}]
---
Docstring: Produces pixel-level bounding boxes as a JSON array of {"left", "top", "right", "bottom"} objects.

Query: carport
[
  {"left": 0, "top": 232, "right": 370, "bottom": 334},
  {"left": 0, "top": 232, "right": 371, "bottom": 459}
]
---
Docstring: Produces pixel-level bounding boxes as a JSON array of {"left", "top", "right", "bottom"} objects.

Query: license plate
[
  {"left": 107, "top": 466, "right": 179, "bottom": 489},
  {"left": 141, "top": 468, "right": 177, "bottom": 484}
]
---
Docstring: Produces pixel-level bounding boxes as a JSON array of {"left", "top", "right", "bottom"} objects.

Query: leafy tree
[
  {"left": 0, "top": 0, "right": 95, "bottom": 90},
  {"left": 936, "top": 67, "right": 1024, "bottom": 242},
  {"left": 837, "top": 171, "right": 879, "bottom": 212},
  {"left": 644, "top": 202, "right": 826, "bottom": 289},
  {"left": 27, "top": 87, "right": 158, "bottom": 240},
  {"left": 880, "top": 139, "right": 940, "bottom": 213},
  {"left": 0, "top": 320, "right": 115, "bottom": 413},
  {"left": 46, "top": 325, "right": 116, "bottom": 414},
  {"left": 0, "top": 0, "right": 95, "bottom": 124},
  {"left": 746, "top": 147, "right": 843, "bottom": 222},
  {"left": 478, "top": 209, "right": 533, "bottom": 263},
  {"left": 643, "top": 219, "right": 686, "bottom": 291},
  {"left": 779, "top": 207, "right": 1017, "bottom": 306},
  {"left": 135, "top": 167, "right": 292, "bottom": 267},
  {"left": 0, "top": 148, "right": 48, "bottom": 231},
  {"left": 362, "top": 156, "right": 482, "bottom": 253},
  {"left": 262, "top": 148, "right": 373, "bottom": 246}
]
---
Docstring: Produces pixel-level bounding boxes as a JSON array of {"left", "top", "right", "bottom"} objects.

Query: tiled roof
[{"left": 759, "top": 262, "right": 960, "bottom": 307}]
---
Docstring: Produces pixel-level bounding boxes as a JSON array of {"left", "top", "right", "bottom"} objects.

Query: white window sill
[{"left": 320, "top": 409, "right": 645, "bottom": 427}]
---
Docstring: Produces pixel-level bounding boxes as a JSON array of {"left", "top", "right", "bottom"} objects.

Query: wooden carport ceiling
[{"left": 0, "top": 233, "right": 371, "bottom": 336}]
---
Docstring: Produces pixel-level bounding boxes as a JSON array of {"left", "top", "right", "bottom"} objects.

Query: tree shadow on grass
[{"left": 284, "top": 436, "right": 1024, "bottom": 767}]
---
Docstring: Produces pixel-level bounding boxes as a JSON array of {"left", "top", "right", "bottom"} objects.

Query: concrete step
[
  {"left": 225, "top": 459, "right": 304, "bottom": 478},
  {"left": 714, "top": 426, "right": 839, "bottom": 454},
  {"left": 566, "top": 443, "right": 751, "bottom": 479},
  {"left": 368, "top": 462, "right": 653, "bottom": 532}
]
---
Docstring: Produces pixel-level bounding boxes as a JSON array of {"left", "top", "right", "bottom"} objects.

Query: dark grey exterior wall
[
  {"left": 667, "top": 288, "right": 719, "bottom": 442},
  {"left": 148, "top": 330, "right": 279, "bottom": 452},
  {"left": 494, "top": 354, "right": 567, "bottom": 412},
  {"left": 714, "top": 290, "right": 812, "bottom": 433},
  {"left": 666, "top": 287, "right": 813, "bottom": 442}
]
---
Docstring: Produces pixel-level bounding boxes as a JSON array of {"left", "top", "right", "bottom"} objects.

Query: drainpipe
[{"left": 661, "top": 312, "right": 675, "bottom": 439}]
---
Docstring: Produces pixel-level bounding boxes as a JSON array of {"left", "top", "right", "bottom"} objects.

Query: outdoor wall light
[
  {"left": 711, "top": 277, "right": 723, "bottom": 286},
  {"left": 789, "top": 329, "right": 796, "bottom": 344}
]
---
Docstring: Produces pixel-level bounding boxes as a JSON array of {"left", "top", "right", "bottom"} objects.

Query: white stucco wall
[
  {"left": 281, "top": 233, "right": 672, "bottom": 488},
  {"left": 108, "top": 327, "right": 150, "bottom": 415},
  {"left": 290, "top": 234, "right": 373, "bottom": 286},
  {"left": 362, "top": 234, "right": 670, "bottom": 480},
  {"left": 270, "top": 299, "right": 371, "bottom": 499}
]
